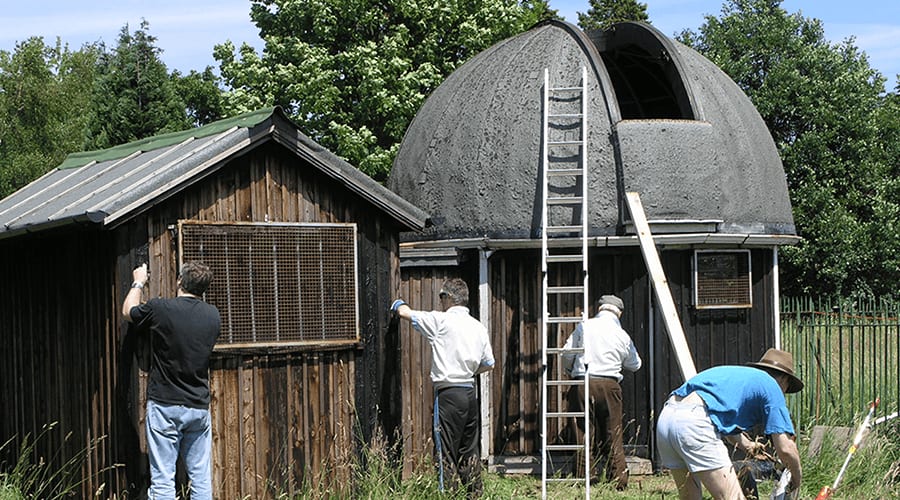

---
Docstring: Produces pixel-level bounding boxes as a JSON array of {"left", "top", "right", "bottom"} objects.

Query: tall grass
[
  {"left": 797, "top": 417, "right": 900, "bottom": 499},
  {"left": 0, "top": 422, "right": 118, "bottom": 499},
  {"left": 4, "top": 420, "right": 897, "bottom": 499}
]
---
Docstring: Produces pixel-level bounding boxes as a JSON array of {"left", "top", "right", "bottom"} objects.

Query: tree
[
  {"left": 215, "top": 0, "right": 555, "bottom": 181},
  {"left": 171, "top": 67, "right": 226, "bottom": 127},
  {"left": 84, "top": 20, "right": 190, "bottom": 150},
  {"left": 680, "top": 0, "right": 900, "bottom": 298},
  {"left": 0, "top": 38, "right": 100, "bottom": 199},
  {"left": 577, "top": 0, "right": 649, "bottom": 31}
]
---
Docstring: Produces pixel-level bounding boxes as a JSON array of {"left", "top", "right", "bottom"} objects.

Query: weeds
[
  {"left": 0, "top": 422, "right": 119, "bottom": 499},
  {"left": 4, "top": 418, "right": 899, "bottom": 499},
  {"left": 800, "top": 421, "right": 900, "bottom": 499}
]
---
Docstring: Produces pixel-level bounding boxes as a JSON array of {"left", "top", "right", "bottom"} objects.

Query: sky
[{"left": 1, "top": 1, "right": 898, "bottom": 88}]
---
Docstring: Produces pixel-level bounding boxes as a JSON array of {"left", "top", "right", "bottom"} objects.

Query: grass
[
  {"left": 798, "top": 422, "right": 900, "bottom": 499},
  {"left": 291, "top": 417, "right": 900, "bottom": 500},
  {"left": 4, "top": 419, "right": 899, "bottom": 499},
  {"left": 0, "top": 422, "right": 117, "bottom": 500}
]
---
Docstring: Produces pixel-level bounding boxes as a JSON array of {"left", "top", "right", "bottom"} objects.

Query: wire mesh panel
[
  {"left": 693, "top": 250, "right": 752, "bottom": 309},
  {"left": 180, "top": 221, "right": 359, "bottom": 347}
]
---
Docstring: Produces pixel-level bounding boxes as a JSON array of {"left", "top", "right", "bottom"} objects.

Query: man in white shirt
[
  {"left": 561, "top": 294, "right": 642, "bottom": 490},
  {"left": 391, "top": 278, "right": 494, "bottom": 498}
]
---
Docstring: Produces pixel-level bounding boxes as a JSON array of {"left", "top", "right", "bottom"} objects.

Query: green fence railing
[{"left": 781, "top": 297, "right": 900, "bottom": 428}]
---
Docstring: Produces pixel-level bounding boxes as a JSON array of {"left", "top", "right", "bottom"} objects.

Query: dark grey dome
[{"left": 388, "top": 20, "right": 795, "bottom": 242}]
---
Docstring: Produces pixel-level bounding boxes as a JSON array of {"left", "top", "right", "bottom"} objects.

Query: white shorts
[{"left": 656, "top": 397, "right": 732, "bottom": 472}]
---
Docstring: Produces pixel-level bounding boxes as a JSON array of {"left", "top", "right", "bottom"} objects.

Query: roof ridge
[{"left": 59, "top": 107, "right": 279, "bottom": 169}]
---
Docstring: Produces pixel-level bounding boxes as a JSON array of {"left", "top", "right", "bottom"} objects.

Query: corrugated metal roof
[{"left": 0, "top": 107, "right": 429, "bottom": 239}]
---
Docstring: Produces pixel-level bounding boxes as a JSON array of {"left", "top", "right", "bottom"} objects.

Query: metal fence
[{"left": 781, "top": 297, "right": 900, "bottom": 427}]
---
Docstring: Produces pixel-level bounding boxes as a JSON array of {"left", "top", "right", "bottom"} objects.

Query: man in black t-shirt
[{"left": 122, "top": 261, "right": 220, "bottom": 500}]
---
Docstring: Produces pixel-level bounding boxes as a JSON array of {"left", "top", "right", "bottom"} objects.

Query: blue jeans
[{"left": 146, "top": 400, "right": 213, "bottom": 499}]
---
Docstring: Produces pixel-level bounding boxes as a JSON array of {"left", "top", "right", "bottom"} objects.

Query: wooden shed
[
  {"left": 0, "top": 107, "right": 428, "bottom": 497},
  {"left": 388, "top": 21, "right": 801, "bottom": 471}
]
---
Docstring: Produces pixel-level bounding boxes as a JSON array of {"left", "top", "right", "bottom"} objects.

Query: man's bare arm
[{"left": 122, "top": 264, "right": 148, "bottom": 321}]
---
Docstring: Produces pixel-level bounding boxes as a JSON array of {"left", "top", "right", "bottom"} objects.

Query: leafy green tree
[
  {"left": 171, "top": 67, "right": 226, "bottom": 127},
  {"left": 680, "top": 0, "right": 900, "bottom": 298},
  {"left": 0, "top": 38, "right": 100, "bottom": 199},
  {"left": 577, "top": 0, "right": 649, "bottom": 31},
  {"left": 215, "top": 0, "right": 554, "bottom": 181},
  {"left": 84, "top": 20, "right": 190, "bottom": 150}
]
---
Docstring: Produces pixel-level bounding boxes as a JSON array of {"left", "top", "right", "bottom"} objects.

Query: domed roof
[{"left": 388, "top": 20, "right": 795, "bottom": 242}]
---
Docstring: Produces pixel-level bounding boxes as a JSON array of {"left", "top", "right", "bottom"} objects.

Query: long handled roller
[{"left": 814, "top": 398, "right": 880, "bottom": 500}]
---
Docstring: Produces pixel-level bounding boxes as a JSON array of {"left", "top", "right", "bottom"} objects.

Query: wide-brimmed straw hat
[{"left": 747, "top": 348, "right": 804, "bottom": 393}]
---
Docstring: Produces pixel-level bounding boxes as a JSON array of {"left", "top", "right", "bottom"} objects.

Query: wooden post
[
  {"left": 478, "top": 249, "right": 493, "bottom": 459},
  {"left": 625, "top": 192, "right": 697, "bottom": 380}
]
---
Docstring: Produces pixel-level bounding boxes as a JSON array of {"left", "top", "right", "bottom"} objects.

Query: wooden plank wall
[
  {"left": 490, "top": 251, "right": 541, "bottom": 456},
  {"left": 652, "top": 248, "right": 776, "bottom": 412},
  {"left": 488, "top": 248, "right": 652, "bottom": 457},
  {"left": 0, "top": 230, "right": 128, "bottom": 497},
  {"left": 396, "top": 266, "right": 456, "bottom": 476},
  {"left": 116, "top": 142, "right": 400, "bottom": 497},
  {"left": 206, "top": 351, "right": 355, "bottom": 497},
  {"left": 394, "top": 245, "right": 778, "bottom": 469}
]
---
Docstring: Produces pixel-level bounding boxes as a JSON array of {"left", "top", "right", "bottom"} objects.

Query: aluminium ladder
[{"left": 540, "top": 66, "right": 591, "bottom": 499}]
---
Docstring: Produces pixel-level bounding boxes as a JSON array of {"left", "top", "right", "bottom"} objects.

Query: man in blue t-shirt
[
  {"left": 656, "top": 348, "right": 804, "bottom": 499},
  {"left": 122, "top": 261, "right": 221, "bottom": 500}
]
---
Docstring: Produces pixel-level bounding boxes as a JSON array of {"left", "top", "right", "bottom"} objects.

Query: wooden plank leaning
[{"left": 625, "top": 192, "right": 697, "bottom": 381}]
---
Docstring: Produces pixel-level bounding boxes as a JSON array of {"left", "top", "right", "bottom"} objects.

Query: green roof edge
[{"left": 59, "top": 107, "right": 278, "bottom": 170}]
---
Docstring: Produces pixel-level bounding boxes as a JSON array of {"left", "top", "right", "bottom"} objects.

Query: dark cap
[{"left": 599, "top": 295, "right": 624, "bottom": 311}]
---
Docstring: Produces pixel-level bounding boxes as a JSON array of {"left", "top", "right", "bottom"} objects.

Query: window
[
  {"left": 179, "top": 221, "right": 359, "bottom": 348},
  {"left": 693, "top": 250, "right": 752, "bottom": 309}
]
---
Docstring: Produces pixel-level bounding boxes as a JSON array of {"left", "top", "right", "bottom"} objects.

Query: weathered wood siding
[
  {"left": 119, "top": 142, "right": 401, "bottom": 497},
  {"left": 401, "top": 246, "right": 777, "bottom": 465},
  {"left": 650, "top": 249, "right": 777, "bottom": 439},
  {"left": 0, "top": 230, "right": 127, "bottom": 497},
  {"left": 489, "top": 248, "right": 652, "bottom": 457},
  {"left": 395, "top": 259, "right": 479, "bottom": 476},
  {"left": 0, "top": 140, "right": 404, "bottom": 498}
]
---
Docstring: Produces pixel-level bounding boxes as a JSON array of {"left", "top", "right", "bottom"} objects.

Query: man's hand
[
  {"left": 772, "top": 432, "right": 802, "bottom": 493},
  {"left": 729, "top": 433, "right": 772, "bottom": 461},
  {"left": 132, "top": 263, "right": 149, "bottom": 285},
  {"left": 743, "top": 438, "right": 772, "bottom": 461},
  {"left": 390, "top": 299, "right": 412, "bottom": 321},
  {"left": 123, "top": 263, "right": 148, "bottom": 321}
]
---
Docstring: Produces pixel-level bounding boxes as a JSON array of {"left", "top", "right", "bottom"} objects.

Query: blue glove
[{"left": 390, "top": 299, "right": 407, "bottom": 312}]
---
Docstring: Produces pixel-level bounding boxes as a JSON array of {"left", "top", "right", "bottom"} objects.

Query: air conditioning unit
[{"left": 693, "top": 249, "right": 752, "bottom": 309}]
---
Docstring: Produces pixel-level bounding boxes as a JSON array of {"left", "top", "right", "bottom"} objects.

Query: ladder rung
[
  {"left": 546, "top": 254, "right": 583, "bottom": 263},
  {"left": 548, "top": 113, "right": 582, "bottom": 118},
  {"left": 547, "top": 316, "right": 583, "bottom": 324},
  {"left": 548, "top": 140, "right": 583, "bottom": 145},
  {"left": 545, "top": 225, "right": 583, "bottom": 234},
  {"left": 545, "top": 379, "right": 584, "bottom": 386},
  {"left": 546, "top": 347, "right": 584, "bottom": 355},
  {"left": 547, "top": 169, "right": 583, "bottom": 177},
  {"left": 547, "top": 285, "right": 584, "bottom": 294},
  {"left": 545, "top": 444, "right": 587, "bottom": 452},
  {"left": 550, "top": 86, "right": 583, "bottom": 92},
  {"left": 547, "top": 196, "right": 583, "bottom": 205},
  {"left": 546, "top": 411, "right": 584, "bottom": 418}
]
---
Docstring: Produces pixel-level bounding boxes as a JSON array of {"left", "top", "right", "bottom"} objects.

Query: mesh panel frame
[
  {"left": 693, "top": 250, "right": 752, "bottom": 309},
  {"left": 180, "top": 222, "right": 359, "bottom": 346}
]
